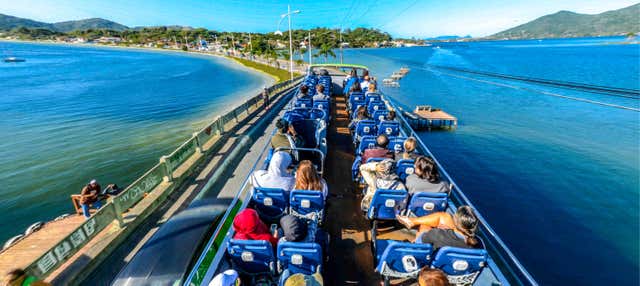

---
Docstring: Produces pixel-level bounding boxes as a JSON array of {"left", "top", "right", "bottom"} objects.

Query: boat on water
[
  {"left": 3, "top": 57, "right": 26, "bottom": 62},
  {"left": 111, "top": 64, "right": 537, "bottom": 286}
]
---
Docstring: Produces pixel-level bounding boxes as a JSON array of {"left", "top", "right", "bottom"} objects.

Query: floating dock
[{"left": 402, "top": 105, "right": 457, "bottom": 130}]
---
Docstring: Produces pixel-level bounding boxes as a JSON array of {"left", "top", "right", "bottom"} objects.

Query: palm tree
[{"left": 314, "top": 43, "right": 336, "bottom": 63}]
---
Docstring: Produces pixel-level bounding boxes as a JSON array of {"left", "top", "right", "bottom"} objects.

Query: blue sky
[{"left": 0, "top": 0, "right": 637, "bottom": 37}]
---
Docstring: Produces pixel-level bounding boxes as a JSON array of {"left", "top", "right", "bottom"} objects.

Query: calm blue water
[
  {"left": 337, "top": 37, "right": 639, "bottom": 285},
  {"left": 0, "top": 42, "right": 272, "bottom": 243}
]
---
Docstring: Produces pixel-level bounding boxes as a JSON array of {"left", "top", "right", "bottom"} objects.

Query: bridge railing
[{"left": 22, "top": 76, "right": 303, "bottom": 279}]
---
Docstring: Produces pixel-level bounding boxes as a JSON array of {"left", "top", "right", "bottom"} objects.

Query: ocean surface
[
  {"left": 337, "top": 37, "right": 639, "bottom": 285},
  {"left": 0, "top": 42, "right": 272, "bottom": 244}
]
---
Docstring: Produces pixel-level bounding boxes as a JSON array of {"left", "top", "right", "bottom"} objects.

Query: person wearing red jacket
[{"left": 232, "top": 208, "right": 278, "bottom": 247}]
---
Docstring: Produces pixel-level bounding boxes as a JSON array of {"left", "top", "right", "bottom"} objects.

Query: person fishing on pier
[{"left": 79, "top": 179, "right": 102, "bottom": 218}]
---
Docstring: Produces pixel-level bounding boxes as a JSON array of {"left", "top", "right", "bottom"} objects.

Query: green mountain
[
  {"left": 0, "top": 13, "right": 128, "bottom": 32},
  {"left": 0, "top": 13, "right": 51, "bottom": 30},
  {"left": 490, "top": 3, "right": 640, "bottom": 39},
  {"left": 52, "top": 18, "right": 128, "bottom": 32}
]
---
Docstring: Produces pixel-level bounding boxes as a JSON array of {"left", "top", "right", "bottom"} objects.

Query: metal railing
[
  {"left": 22, "top": 77, "right": 303, "bottom": 280},
  {"left": 383, "top": 95, "right": 538, "bottom": 286}
]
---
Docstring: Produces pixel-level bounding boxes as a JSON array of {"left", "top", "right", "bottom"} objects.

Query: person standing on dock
[{"left": 79, "top": 179, "right": 102, "bottom": 218}]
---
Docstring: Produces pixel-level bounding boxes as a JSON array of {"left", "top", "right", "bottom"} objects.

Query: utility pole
[
  {"left": 288, "top": 5, "right": 294, "bottom": 80},
  {"left": 339, "top": 29, "right": 344, "bottom": 64},
  {"left": 308, "top": 31, "right": 312, "bottom": 66},
  {"left": 248, "top": 33, "right": 253, "bottom": 59}
]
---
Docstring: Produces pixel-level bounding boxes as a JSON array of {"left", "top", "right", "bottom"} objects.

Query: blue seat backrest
[
  {"left": 357, "top": 135, "right": 377, "bottom": 154},
  {"left": 366, "top": 189, "right": 408, "bottom": 220},
  {"left": 277, "top": 242, "right": 323, "bottom": 275},
  {"left": 378, "top": 121, "right": 400, "bottom": 136},
  {"left": 252, "top": 187, "right": 288, "bottom": 220},
  {"left": 289, "top": 190, "right": 325, "bottom": 222},
  {"left": 350, "top": 99, "right": 366, "bottom": 114},
  {"left": 368, "top": 101, "right": 387, "bottom": 115},
  {"left": 313, "top": 100, "right": 330, "bottom": 111},
  {"left": 355, "top": 120, "right": 377, "bottom": 138},
  {"left": 372, "top": 110, "right": 389, "bottom": 124},
  {"left": 396, "top": 159, "right": 415, "bottom": 181},
  {"left": 375, "top": 240, "right": 433, "bottom": 277},
  {"left": 365, "top": 93, "right": 382, "bottom": 105},
  {"left": 308, "top": 108, "right": 328, "bottom": 123},
  {"left": 284, "top": 108, "right": 310, "bottom": 123},
  {"left": 295, "top": 98, "right": 313, "bottom": 109},
  {"left": 227, "top": 239, "right": 275, "bottom": 274},
  {"left": 349, "top": 92, "right": 365, "bottom": 106},
  {"left": 432, "top": 247, "right": 488, "bottom": 276},
  {"left": 407, "top": 192, "right": 448, "bottom": 217},
  {"left": 390, "top": 136, "right": 407, "bottom": 153}
]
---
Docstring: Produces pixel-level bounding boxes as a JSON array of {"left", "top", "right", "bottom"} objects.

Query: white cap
[
  {"left": 89, "top": 179, "right": 97, "bottom": 184},
  {"left": 209, "top": 269, "right": 239, "bottom": 286}
]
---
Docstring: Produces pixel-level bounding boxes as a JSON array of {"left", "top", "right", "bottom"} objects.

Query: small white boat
[{"left": 3, "top": 57, "right": 26, "bottom": 62}]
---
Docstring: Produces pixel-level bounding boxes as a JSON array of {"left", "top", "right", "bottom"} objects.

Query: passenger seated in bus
[
  {"left": 297, "top": 85, "right": 311, "bottom": 99},
  {"left": 361, "top": 134, "right": 394, "bottom": 163},
  {"left": 232, "top": 208, "right": 278, "bottom": 247},
  {"left": 395, "top": 137, "right": 419, "bottom": 161},
  {"left": 79, "top": 179, "right": 102, "bottom": 218},
  {"left": 359, "top": 159, "right": 406, "bottom": 210},
  {"left": 383, "top": 109, "right": 396, "bottom": 122},
  {"left": 209, "top": 269, "right": 240, "bottom": 286},
  {"left": 365, "top": 82, "right": 377, "bottom": 95},
  {"left": 312, "top": 84, "right": 330, "bottom": 101},
  {"left": 348, "top": 106, "right": 368, "bottom": 131},
  {"left": 282, "top": 271, "right": 323, "bottom": 286},
  {"left": 250, "top": 151, "right": 295, "bottom": 191},
  {"left": 396, "top": 206, "right": 481, "bottom": 250},
  {"left": 359, "top": 75, "right": 370, "bottom": 91},
  {"left": 418, "top": 268, "right": 451, "bottom": 286},
  {"left": 271, "top": 119, "right": 305, "bottom": 151},
  {"left": 343, "top": 69, "right": 360, "bottom": 94},
  {"left": 294, "top": 160, "right": 328, "bottom": 198},
  {"left": 348, "top": 83, "right": 362, "bottom": 96},
  {"left": 406, "top": 156, "right": 449, "bottom": 194},
  {"left": 360, "top": 69, "right": 369, "bottom": 81},
  {"left": 278, "top": 215, "right": 308, "bottom": 242}
]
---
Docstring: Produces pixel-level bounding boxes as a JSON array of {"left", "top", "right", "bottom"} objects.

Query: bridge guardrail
[{"left": 22, "top": 76, "right": 303, "bottom": 280}]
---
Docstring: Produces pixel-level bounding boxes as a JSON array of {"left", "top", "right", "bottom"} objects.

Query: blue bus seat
[
  {"left": 252, "top": 187, "right": 288, "bottom": 220},
  {"left": 295, "top": 98, "right": 313, "bottom": 109},
  {"left": 354, "top": 120, "right": 377, "bottom": 143},
  {"left": 374, "top": 240, "right": 433, "bottom": 279},
  {"left": 350, "top": 99, "right": 366, "bottom": 115},
  {"left": 365, "top": 93, "right": 382, "bottom": 105},
  {"left": 366, "top": 189, "right": 408, "bottom": 220},
  {"left": 389, "top": 136, "right": 407, "bottom": 153},
  {"left": 308, "top": 108, "right": 328, "bottom": 123},
  {"left": 276, "top": 242, "right": 323, "bottom": 275},
  {"left": 378, "top": 121, "right": 400, "bottom": 136},
  {"left": 227, "top": 239, "right": 276, "bottom": 275},
  {"left": 431, "top": 247, "right": 488, "bottom": 285},
  {"left": 367, "top": 101, "right": 387, "bottom": 115},
  {"left": 313, "top": 100, "right": 330, "bottom": 111},
  {"left": 406, "top": 192, "right": 448, "bottom": 217},
  {"left": 348, "top": 92, "right": 365, "bottom": 108},
  {"left": 356, "top": 135, "right": 377, "bottom": 155},
  {"left": 396, "top": 159, "right": 415, "bottom": 181},
  {"left": 289, "top": 190, "right": 325, "bottom": 223},
  {"left": 372, "top": 110, "right": 390, "bottom": 124}
]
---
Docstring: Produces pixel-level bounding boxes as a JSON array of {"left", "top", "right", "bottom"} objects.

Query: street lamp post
[{"left": 275, "top": 5, "right": 300, "bottom": 80}]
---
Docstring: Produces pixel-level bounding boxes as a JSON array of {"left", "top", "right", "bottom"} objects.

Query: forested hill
[
  {"left": 489, "top": 3, "right": 639, "bottom": 39},
  {"left": 0, "top": 14, "right": 128, "bottom": 32}
]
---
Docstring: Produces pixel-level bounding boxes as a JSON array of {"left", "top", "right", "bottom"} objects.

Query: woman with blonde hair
[
  {"left": 366, "top": 82, "right": 377, "bottom": 94},
  {"left": 395, "top": 137, "right": 419, "bottom": 160},
  {"left": 294, "top": 160, "right": 328, "bottom": 199}
]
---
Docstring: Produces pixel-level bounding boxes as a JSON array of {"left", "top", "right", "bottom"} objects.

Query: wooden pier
[{"left": 402, "top": 105, "right": 457, "bottom": 130}]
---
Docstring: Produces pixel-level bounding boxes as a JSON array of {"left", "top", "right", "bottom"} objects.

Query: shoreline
[{"left": 0, "top": 38, "right": 283, "bottom": 84}]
